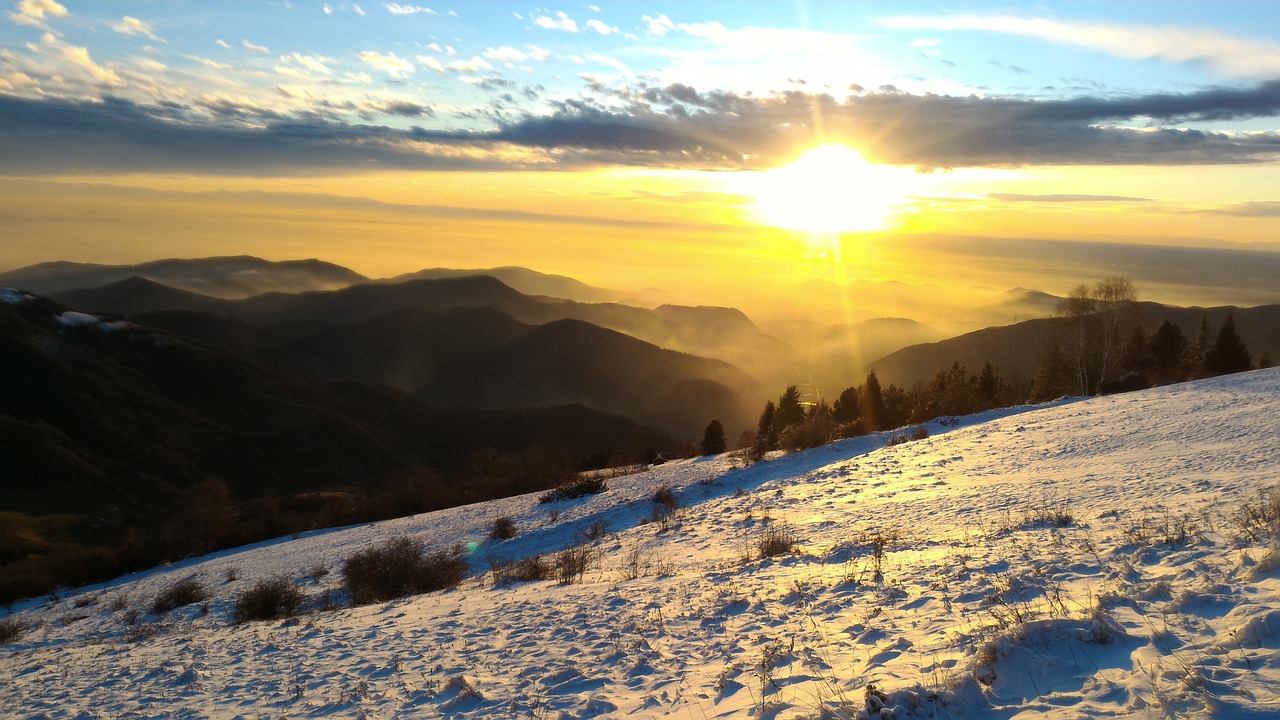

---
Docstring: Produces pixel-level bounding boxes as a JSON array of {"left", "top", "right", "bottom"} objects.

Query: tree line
[{"left": 736, "top": 276, "right": 1270, "bottom": 458}]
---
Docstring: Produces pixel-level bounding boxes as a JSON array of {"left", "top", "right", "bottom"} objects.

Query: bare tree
[{"left": 1048, "top": 276, "right": 1140, "bottom": 395}]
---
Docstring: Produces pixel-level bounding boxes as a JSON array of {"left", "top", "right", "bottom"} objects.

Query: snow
[
  {"left": 4, "top": 369, "right": 1280, "bottom": 719},
  {"left": 0, "top": 287, "right": 32, "bottom": 305},
  {"left": 56, "top": 310, "right": 102, "bottom": 327}
]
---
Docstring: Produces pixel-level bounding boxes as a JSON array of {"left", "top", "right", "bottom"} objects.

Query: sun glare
[{"left": 750, "top": 145, "right": 915, "bottom": 236}]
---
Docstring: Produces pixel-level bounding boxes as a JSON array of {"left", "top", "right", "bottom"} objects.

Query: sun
[{"left": 749, "top": 144, "right": 915, "bottom": 236}]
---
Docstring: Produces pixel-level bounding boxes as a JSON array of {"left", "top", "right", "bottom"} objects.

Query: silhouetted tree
[
  {"left": 1260, "top": 350, "right": 1273, "bottom": 369},
  {"left": 756, "top": 400, "right": 777, "bottom": 451},
  {"left": 973, "top": 360, "right": 1001, "bottom": 407},
  {"left": 860, "top": 372, "right": 885, "bottom": 431},
  {"left": 700, "top": 419, "right": 727, "bottom": 455},
  {"left": 1146, "top": 320, "right": 1188, "bottom": 384},
  {"left": 774, "top": 385, "right": 805, "bottom": 431},
  {"left": 831, "top": 385, "right": 861, "bottom": 424},
  {"left": 1189, "top": 315, "right": 1212, "bottom": 376},
  {"left": 1205, "top": 314, "right": 1251, "bottom": 375}
]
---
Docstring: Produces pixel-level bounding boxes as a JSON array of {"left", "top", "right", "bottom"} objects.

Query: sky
[{"left": 3, "top": 1, "right": 1280, "bottom": 316}]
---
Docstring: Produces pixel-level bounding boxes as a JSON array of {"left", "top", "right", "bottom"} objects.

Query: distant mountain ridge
[
  {"left": 866, "top": 301, "right": 1280, "bottom": 387},
  {"left": 0, "top": 256, "right": 365, "bottom": 299}
]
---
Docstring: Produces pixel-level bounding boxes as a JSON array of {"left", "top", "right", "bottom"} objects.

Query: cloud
[
  {"left": 7, "top": 0, "right": 66, "bottom": 28},
  {"left": 60, "top": 45, "right": 123, "bottom": 86},
  {"left": 534, "top": 11, "right": 577, "bottom": 32},
  {"left": 1198, "top": 201, "right": 1280, "bottom": 217},
  {"left": 365, "top": 99, "right": 433, "bottom": 117},
  {"left": 987, "top": 193, "right": 1152, "bottom": 203},
  {"left": 358, "top": 50, "right": 414, "bottom": 77},
  {"left": 484, "top": 46, "right": 527, "bottom": 64},
  {"left": 446, "top": 57, "right": 492, "bottom": 73},
  {"left": 242, "top": 39, "right": 271, "bottom": 54},
  {"left": 384, "top": 3, "right": 435, "bottom": 15},
  {"left": 112, "top": 16, "right": 161, "bottom": 41},
  {"left": 0, "top": 94, "right": 545, "bottom": 176},
  {"left": 879, "top": 14, "right": 1280, "bottom": 78},
  {"left": 585, "top": 19, "right": 617, "bottom": 35},
  {"left": 415, "top": 55, "right": 445, "bottom": 74},
  {"left": 642, "top": 14, "right": 674, "bottom": 36},
  {"left": 280, "top": 52, "right": 335, "bottom": 76},
  {"left": 6, "top": 80, "right": 1280, "bottom": 177}
]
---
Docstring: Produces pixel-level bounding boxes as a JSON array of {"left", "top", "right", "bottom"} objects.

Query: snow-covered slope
[{"left": 4, "top": 370, "right": 1280, "bottom": 719}]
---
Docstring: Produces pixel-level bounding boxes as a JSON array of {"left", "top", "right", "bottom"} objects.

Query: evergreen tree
[
  {"left": 831, "top": 385, "right": 861, "bottom": 424},
  {"left": 756, "top": 400, "right": 778, "bottom": 451},
  {"left": 859, "top": 371, "right": 884, "bottom": 431},
  {"left": 973, "top": 361, "right": 1001, "bottom": 408},
  {"left": 700, "top": 419, "right": 726, "bottom": 455},
  {"left": 1205, "top": 314, "right": 1251, "bottom": 374},
  {"left": 1260, "top": 350, "right": 1273, "bottom": 369},
  {"left": 774, "top": 385, "right": 805, "bottom": 431},
  {"left": 1146, "top": 320, "right": 1188, "bottom": 383},
  {"left": 1189, "top": 315, "right": 1212, "bottom": 376}
]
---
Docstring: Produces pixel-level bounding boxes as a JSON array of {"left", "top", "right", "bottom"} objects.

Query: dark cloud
[
  {"left": 4, "top": 79, "right": 1280, "bottom": 175},
  {"left": 369, "top": 100, "right": 434, "bottom": 117}
]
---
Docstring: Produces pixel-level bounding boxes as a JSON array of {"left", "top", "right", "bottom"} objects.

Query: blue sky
[{"left": 4, "top": 1, "right": 1280, "bottom": 174}]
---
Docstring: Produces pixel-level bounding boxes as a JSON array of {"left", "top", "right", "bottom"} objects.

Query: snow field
[{"left": 3, "top": 369, "right": 1280, "bottom": 719}]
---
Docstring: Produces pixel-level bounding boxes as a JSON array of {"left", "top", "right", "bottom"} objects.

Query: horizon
[{"left": 4, "top": 2, "right": 1280, "bottom": 320}]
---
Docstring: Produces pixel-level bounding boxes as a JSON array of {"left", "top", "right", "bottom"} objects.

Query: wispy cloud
[
  {"left": 358, "top": 50, "right": 414, "bottom": 77},
  {"left": 384, "top": 3, "right": 435, "bottom": 15},
  {"left": 242, "top": 39, "right": 270, "bottom": 54},
  {"left": 7, "top": 0, "right": 66, "bottom": 28},
  {"left": 534, "top": 11, "right": 577, "bottom": 33},
  {"left": 112, "top": 16, "right": 161, "bottom": 42},
  {"left": 987, "top": 193, "right": 1152, "bottom": 203},
  {"left": 879, "top": 15, "right": 1280, "bottom": 78},
  {"left": 280, "top": 52, "right": 334, "bottom": 76}
]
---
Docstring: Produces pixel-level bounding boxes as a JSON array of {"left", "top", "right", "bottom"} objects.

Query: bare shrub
[
  {"left": 909, "top": 425, "right": 930, "bottom": 441},
  {"left": 0, "top": 616, "right": 24, "bottom": 643},
  {"left": 886, "top": 433, "right": 908, "bottom": 447},
  {"left": 555, "top": 543, "right": 596, "bottom": 585},
  {"left": 539, "top": 476, "right": 606, "bottom": 503},
  {"left": 489, "top": 515, "right": 518, "bottom": 540},
  {"left": 652, "top": 485, "right": 677, "bottom": 508},
  {"left": 758, "top": 523, "right": 800, "bottom": 559},
  {"left": 577, "top": 519, "right": 608, "bottom": 542},
  {"left": 490, "top": 555, "right": 551, "bottom": 586},
  {"left": 342, "top": 537, "right": 468, "bottom": 606},
  {"left": 232, "top": 578, "right": 303, "bottom": 624},
  {"left": 1234, "top": 488, "right": 1280, "bottom": 542},
  {"left": 618, "top": 542, "right": 675, "bottom": 580},
  {"left": 152, "top": 578, "right": 208, "bottom": 614}
]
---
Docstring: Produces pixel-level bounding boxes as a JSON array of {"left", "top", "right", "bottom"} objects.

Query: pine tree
[
  {"left": 831, "top": 385, "right": 861, "bottom": 424},
  {"left": 756, "top": 401, "right": 777, "bottom": 451},
  {"left": 1188, "top": 315, "right": 1212, "bottom": 376},
  {"left": 1148, "top": 320, "right": 1188, "bottom": 373},
  {"left": 1205, "top": 314, "right": 1251, "bottom": 375},
  {"left": 774, "top": 385, "right": 805, "bottom": 431},
  {"left": 860, "top": 372, "right": 884, "bottom": 431},
  {"left": 700, "top": 420, "right": 726, "bottom": 455}
]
